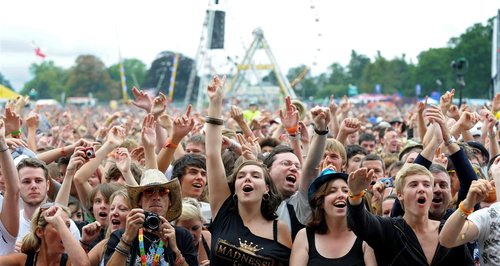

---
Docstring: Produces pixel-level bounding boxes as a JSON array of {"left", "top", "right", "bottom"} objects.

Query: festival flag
[
  {"left": 32, "top": 41, "right": 46, "bottom": 59},
  {"left": 119, "top": 61, "right": 128, "bottom": 101}
]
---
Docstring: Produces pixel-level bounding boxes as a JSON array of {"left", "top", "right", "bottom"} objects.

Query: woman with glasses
[
  {"left": 205, "top": 75, "right": 292, "bottom": 265},
  {"left": 0, "top": 203, "right": 90, "bottom": 266}
]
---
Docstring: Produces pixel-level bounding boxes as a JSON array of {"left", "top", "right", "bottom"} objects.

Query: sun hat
[{"left": 127, "top": 169, "right": 182, "bottom": 221}]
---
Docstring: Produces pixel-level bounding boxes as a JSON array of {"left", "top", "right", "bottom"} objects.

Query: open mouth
[
  {"left": 333, "top": 201, "right": 346, "bottom": 208},
  {"left": 417, "top": 197, "right": 426, "bottom": 204},
  {"left": 192, "top": 183, "right": 202, "bottom": 188},
  {"left": 242, "top": 185, "right": 254, "bottom": 192},
  {"left": 286, "top": 175, "right": 296, "bottom": 183},
  {"left": 432, "top": 197, "right": 443, "bottom": 204},
  {"left": 111, "top": 219, "right": 121, "bottom": 225},
  {"left": 98, "top": 211, "right": 108, "bottom": 218},
  {"left": 370, "top": 181, "right": 376, "bottom": 186}
]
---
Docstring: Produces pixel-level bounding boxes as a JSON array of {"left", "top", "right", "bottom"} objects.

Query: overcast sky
[{"left": 0, "top": 0, "right": 498, "bottom": 91}]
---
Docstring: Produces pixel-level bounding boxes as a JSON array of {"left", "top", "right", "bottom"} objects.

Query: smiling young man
[
  {"left": 171, "top": 153, "right": 211, "bottom": 223},
  {"left": 347, "top": 164, "right": 473, "bottom": 265}
]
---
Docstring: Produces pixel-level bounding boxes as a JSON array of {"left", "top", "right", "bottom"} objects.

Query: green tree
[
  {"left": 448, "top": 22, "right": 492, "bottom": 98},
  {"left": 21, "top": 61, "right": 67, "bottom": 99},
  {"left": 347, "top": 50, "right": 371, "bottom": 85},
  {"left": 414, "top": 47, "right": 453, "bottom": 97},
  {"left": 0, "top": 73, "right": 13, "bottom": 89},
  {"left": 65, "top": 55, "right": 118, "bottom": 101},
  {"left": 108, "top": 58, "right": 147, "bottom": 98}
]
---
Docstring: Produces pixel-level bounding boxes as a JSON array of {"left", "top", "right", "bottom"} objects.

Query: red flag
[{"left": 34, "top": 47, "right": 46, "bottom": 58}]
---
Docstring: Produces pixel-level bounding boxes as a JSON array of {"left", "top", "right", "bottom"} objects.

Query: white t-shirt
[
  {"left": 16, "top": 210, "right": 81, "bottom": 242},
  {"left": 468, "top": 202, "right": 500, "bottom": 266},
  {"left": 0, "top": 218, "right": 15, "bottom": 255}
]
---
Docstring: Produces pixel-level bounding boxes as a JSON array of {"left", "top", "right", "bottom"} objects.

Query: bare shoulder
[
  {"left": 0, "top": 253, "right": 27, "bottom": 266},
  {"left": 277, "top": 220, "right": 293, "bottom": 248}
]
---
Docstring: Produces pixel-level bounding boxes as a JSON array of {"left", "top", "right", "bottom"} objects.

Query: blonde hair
[
  {"left": 395, "top": 163, "right": 434, "bottom": 194},
  {"left": 21, "top": 204, "right": 70, "bottom": 254},
  {"left": 105, "top": 189, "right": 132, "bottom": 238},
  {"left": 325, "top": 139, "right": 347, "bottom": 164},
  {"left": 176, "top": 197, "right": 203, "bottom": 223}
]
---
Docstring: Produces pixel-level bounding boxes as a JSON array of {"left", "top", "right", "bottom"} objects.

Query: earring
[
  {"left": 263, "top": 193, "right": 270, "bottom": 201},
  {"left": 232, "top": 194, "right": 238, "bottom": 202}
]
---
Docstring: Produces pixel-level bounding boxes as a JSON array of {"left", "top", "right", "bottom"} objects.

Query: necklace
[{"left": 138, "top": 228, "right": 164, "bottom": 266}]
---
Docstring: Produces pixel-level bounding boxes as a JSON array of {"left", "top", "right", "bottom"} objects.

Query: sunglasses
[
  {"left": 143, "top": 187, "right": 170, "bottom": 197},
  {"left": 36, "top": 202, "right": 56, "bottom": 222}
]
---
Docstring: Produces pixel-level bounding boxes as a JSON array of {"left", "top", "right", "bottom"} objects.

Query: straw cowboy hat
[{"left": 127, "top": 169, "right": 182, "bottom": 221}]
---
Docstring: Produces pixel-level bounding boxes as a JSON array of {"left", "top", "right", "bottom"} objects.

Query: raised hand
[
  {"left": 280, "top": 96, "right": 299, "bottom": 134},
  {"left": 462, "top": 179, "right": 493, "bottom": 210},
  {"left": 329, "top": 95, "right": 338, "bottom": 116},
  {"left": 151, "top": 92, "right": 167, "bottom": 117},
  {"left": 417, "top": 96, "right": 428, "bottom": 114},
  {"left": 115, "top": 147, "right": 131, "bottom": 174},
  {"left": 158, "top": 113, "right": 173, "bottom": 132},
  {"left": 130, "top": 146, "right": 145, "bottom": 166},
  {"left": 433, "top": 147, "right": 448, "bottom": 168},
  {"left": 339, "top": 118, "right": 360, "bottom": 135},
  {"left": 230, "top": 105, "right": 244, "bottom": 123},
  {"left": 298, "top": 121, "right": 310, "bottom": 144},
  {"left": 348, "top": 167, "right": 374, "bottom": 195},
  {"left": 132, "top": 87, "right": 153, "bottom": 112},
  {"left": 3, "top": 107, "right": 21, "bottom": 135},
  {"left": 107, "top": 126, "right": 126, "bottom": 148},
  {"left": 447, "top": 105, "right": 460, "bottom": 121},
  {"left": 493, "top": 93, "right": 500, "bottom": 113},
  {"left": 141, "top": 114, "right": 157, "bottom": 149},
  {"left": 207, "top": 75, "right": 226, "bottom": 103},
  {"left": 457, "top": 111, "right": 480, "bottom": 131},
  {"left": 14, "top": 95, "right": 30, "bottom": 114},
  {"left": 66, "top": 148, "right": 87, "bottom": 175},
  {"left": 171, "top": 105, "right": 195, "bottom": 143},
  {"left": 310, "top": 106, "right": 330, "bottom": 130},
  {"left": 26, "top": 112, "right": 40, "bottom": 129},
  {"left": 440, "top": 89, "right": 455, "bottom": 115}
]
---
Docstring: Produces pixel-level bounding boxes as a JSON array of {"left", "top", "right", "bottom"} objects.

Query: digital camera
[
  {"left": 143, "top": 211, "right": 160, "bottom": 231},
  {"left": 379, "top": 177, "right": 394, "bottom": 188},
  {"left": 82, "top": 147, "right": 95, "bottom": 160}
]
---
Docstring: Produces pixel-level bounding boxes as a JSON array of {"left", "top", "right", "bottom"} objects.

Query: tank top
[
  {"left": 306, "top": 228, "right": 365, "bottom": 266},
  {"left": 25, "top": 251, "right": 68, "bottom": 266},
  {"left": 209, "top": 197, "right": 291, "bottom": 266}
]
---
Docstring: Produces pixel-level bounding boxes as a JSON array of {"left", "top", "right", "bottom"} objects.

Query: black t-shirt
[
  {"left": 306, "top": 228, "right": 365, "bottom": 265},
  {"left": 209, "top": 197, "right": 291, "bottom": 266},
  {"left": 103, "top": 227, "right": 198, "bottom": 266}
]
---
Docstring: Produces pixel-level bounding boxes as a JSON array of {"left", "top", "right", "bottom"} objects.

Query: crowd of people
[{"left": 0, "top": 76, "right": 499, "bottom": 265}]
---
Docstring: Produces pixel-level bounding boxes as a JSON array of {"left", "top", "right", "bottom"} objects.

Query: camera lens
[
  {"left": 144, "top": 211, "right": 160, "bottom": 231},
  {"left": 86, "top": 150, "right": 94, "bottom": 158}
]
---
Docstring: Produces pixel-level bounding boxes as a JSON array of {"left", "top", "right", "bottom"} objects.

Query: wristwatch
[{"left": 444, "top": 136, "right": 457, "bottom": 146}]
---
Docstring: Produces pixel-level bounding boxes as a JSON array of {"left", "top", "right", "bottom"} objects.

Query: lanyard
[{"left": 138, "top": 228, "right": 165, "bottom": 266}]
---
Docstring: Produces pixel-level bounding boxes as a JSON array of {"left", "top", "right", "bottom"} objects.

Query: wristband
[
  {"left": 458, "top": 202, "right": 473, "bottom": 218},
  {"left": 205, "top": 116, "right": 224, "bottom": 126},
  {"left": 348, "top": 190, "right": 366, "bottom": 200},
  {"left": 288, "top": 133, "right": 300, "bottom": 141},
  {"left": 164, "top": 139, "right": 179, "bottom": 149},
  {"left": 314, "top": 126, "right": 329, "bottom": 135},
  {"left": 61, "top": 147, "right": 67, "bottom": 157},
  {"left": 10, "top": 128, "right": 22, "bottom": 136},
  {"left": 285, "top": 125, "right": 299, "bottom": 135}
]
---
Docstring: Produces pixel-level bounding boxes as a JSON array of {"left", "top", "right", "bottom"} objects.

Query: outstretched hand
[
  {"left": 207, "top": 75, "right": 226, "bottom": 103},
  {"left": 132, "top": 87, "right": 153, "bottom": 112},
  {"left": 348, "top": 167, "right": 374, "bottom": 195}
]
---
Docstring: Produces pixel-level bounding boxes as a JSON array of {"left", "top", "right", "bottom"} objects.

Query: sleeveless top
[
  {"left": 25, "top": 251, "right": 68, "bottom": 266},
  {"left": 306, "top": 228, "right": 365, "bottom": 266},
  {"left": 209, "top": 197, "right": 291, "bottom": 266}
]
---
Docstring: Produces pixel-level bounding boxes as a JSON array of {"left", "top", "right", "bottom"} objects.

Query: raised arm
[
  {"left": 336, "top": 118, "right": 360, "bottom": 145},
  {"left": 230, "top": 105, "right": 255, "bottom": 139},
  {"left": 74, "top": 126, "right": 125, "bottom": 207},
  {"left": 328, "top": 95, "right": 340, "bottom": 138},
  {"left": 439, "top": 179, "right": 491, "bottom": 248},
  {"left": 55, "top": 148, "right": 86, "bottom": 206},
  {"left": 141, "top": 114, "right": 158, "bottom": 169},
  {"left": 0, "top": 119, "right": 20, "bottom": 239},
  {"left": 25, "top": 112, "right": 39, "bottom": 152},
  {"left": 205, "top": 75, "right": 231, "bottom": 218},
  {"left": 157, "top": 105, "right": 194, "bottom": 173},
  {"left": 299, "top": 106, "right": 329, "bottom": 193},
  {"left": 280, "top": 96, "right": 302, "bottom": 164},
  {"left": 114, "top": 148, "right": 138, "bottom": 186}
]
